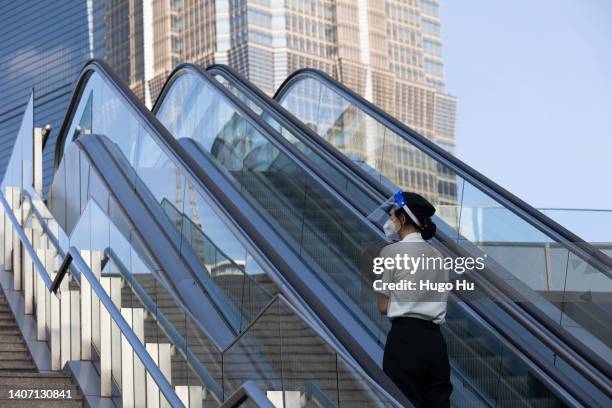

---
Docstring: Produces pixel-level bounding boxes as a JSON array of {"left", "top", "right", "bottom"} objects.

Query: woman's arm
[{"left": 378, "top": 293, "right": 389, "bottom": 315}]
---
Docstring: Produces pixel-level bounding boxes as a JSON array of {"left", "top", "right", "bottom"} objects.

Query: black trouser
[{"left": 383, "top": 317, "right": 452, "bottom": 408}]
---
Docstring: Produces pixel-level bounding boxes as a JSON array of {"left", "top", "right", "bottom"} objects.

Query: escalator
[
  {"left": 272, "top": 67, "right": 612, "bottom": 360},
  {"left": 194, "top": 65, "right": 612, "bottom": 407},
  {"left": 11, "top": 60, "right": 405, "bottom": 406},
  {"left": 39, "top": 57, "right": 610, "bottom": 407}
]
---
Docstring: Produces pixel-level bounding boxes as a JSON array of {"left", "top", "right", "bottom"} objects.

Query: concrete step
[
  {"left": 0, "top": 399, "right": 83, "bottom": 407},
  {"left": 0, "top": 334, "right": 25, "bottom": 344},
  {"left": 0, "top": 328, "right": 23, "bottom": 337},
  {"left": 0, "top": 320, "right": 17, "bottom": 329},
  {"left": 0, "top": 360, "right": 36, "bottom": 371},
  {"left": 0, "top": 351, "right": 30, "bottom": 361},
  {"left": 0, "top": 373, "right": 78, "bottom": 388},
  {"left": 0, "top": 343, "right": 26, "bottom": 352},
  {"left": 0, "top": 316, "right": 17, "bottom": 324}
]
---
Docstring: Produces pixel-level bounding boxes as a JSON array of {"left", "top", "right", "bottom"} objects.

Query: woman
[{"left": 375, "top": 191, "right": 452, "bottom": 407}]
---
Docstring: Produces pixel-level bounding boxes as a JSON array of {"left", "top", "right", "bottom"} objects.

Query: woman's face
[{"left": 389, "top": 212, "right": 403, "bottom": 231}]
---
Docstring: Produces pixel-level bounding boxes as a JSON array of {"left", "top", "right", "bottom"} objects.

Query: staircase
[{"left": 0, "top": 287, "right": 83, "bottom": 407}]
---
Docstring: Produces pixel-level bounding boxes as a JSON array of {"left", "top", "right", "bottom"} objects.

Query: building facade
[
  {"left": 0, "top": 0, "right": 456, "bottom": 205},
  {"left": 0, "top": 1, "right": 93, "bottom": 187},
  {"left": 94, "top": 0, "right": 457, "bottom": 205}
]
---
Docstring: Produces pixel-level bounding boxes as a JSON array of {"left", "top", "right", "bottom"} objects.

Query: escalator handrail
[
  {"left": 151, "top": 63, "right": 380, "bottom": 223},
  {"left": 103, "top": 247, "right": 224, "bottom": 402},
  {"left": 274, "top": 68, "right": 612, "bottom": 274},
  {"left": 210, "top": 65, "right": 612, "bottom": 384},
  {"left": 206, "top": 64, "right": 389, "bottom": 204},
  {"left": 162, "top": 64, "right": 612, "bottom": 397},
  {"left": 218, "top": 65, "right": 610, "bottom": 391},
  {"left": 176, "top": 137, "right": 410, "bottom": 407},
  {"left": 220, "top": 292, "right": 404, "bottom": 407},
  {"left": 50, "top": 61, "right": 241, "bottom": 347},
  {"left": 219, "top": 381, "right": 275, "bottom": 408},
  {"left": 51, "top": 60, "right": 408, "bottom": 406}
]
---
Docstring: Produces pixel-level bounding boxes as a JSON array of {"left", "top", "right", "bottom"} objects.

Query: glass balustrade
[
  {"left": 3, "top": 64, "right": 401, "bottom": 407},
  {"left": 156, "top": 70, "right": 390, "bottom": 346},
  {"left": 200, "top": 71, "right": 588, "bottom": 406},
  {"left": 277, "top": 74, "right": 612, "bottom": 363},
  {"left": 54, "top": 70, "right": 276, "bottom": 335}
]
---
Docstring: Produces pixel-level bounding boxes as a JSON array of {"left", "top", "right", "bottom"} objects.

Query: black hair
[{"left": 393, "top": 207, "right": 437, "bottom": 240}]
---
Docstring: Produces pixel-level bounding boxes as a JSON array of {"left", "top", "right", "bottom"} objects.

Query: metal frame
[
  {"left": 202, "top": 65, "right": 612, "bottom": 402},
  {"left": 49, "top": 60, "right": 408, "bottom": 406},
  {"left": 57, "top": 247, "right": 186, "bottom": 408},
  {"left": 219, "top": 381, "right": 275, "bottom": 408},
  {"left": 275, "top": 68, "right": 612, "bottom": 274},
  {"left": 103, "top": 247, "right": 224, "bottom": 401},
  {"left": 1, "top": 189, "right": 185, "bottom": 407}
]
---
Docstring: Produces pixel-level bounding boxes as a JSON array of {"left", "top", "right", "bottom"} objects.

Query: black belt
[{"left": 391, "top": 316, "right": 439, "bottom": 330}]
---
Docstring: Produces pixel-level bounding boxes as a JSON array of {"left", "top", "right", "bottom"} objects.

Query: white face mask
[{"left": 383, "top": 218, "right": 400, "bottom": 241}]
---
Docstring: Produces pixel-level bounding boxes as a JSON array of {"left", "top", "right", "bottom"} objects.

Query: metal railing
[
  {"left": 219, "top": 381, "right": 275, "bottom": 408},
  {"left": 208, "top": 65, "right": 612, "bottom": 404},
  {"left": 0, "top": 192, "right": 186, "bottom": 407}
]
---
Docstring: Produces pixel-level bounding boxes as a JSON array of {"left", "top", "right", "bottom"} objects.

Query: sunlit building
[{"left": 93, "top": 0, "right": 456, "bottom": 205}]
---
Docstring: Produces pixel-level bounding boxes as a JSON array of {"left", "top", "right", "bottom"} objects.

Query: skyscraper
[
  {"left": 95, "top": 0, "right": 456, "bottom": 204},
  {"left": 0, "top": 1, "right": 93, "bottom": 186}
]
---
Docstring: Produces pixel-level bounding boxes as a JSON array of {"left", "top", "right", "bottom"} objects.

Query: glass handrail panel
[
  {"left": 213, "top": 72, "right": 380, "bottom": 215},
  {"left": 68, "top": 197, "right": 222, "bottom": 405},
  {"left": 441, "top": 299, "right": 566, "bottom": 408},
  {"left": 55, "top": 70, "right": 274, "bottom": 334},
  {"left": 156, "top": 70, "right": 604, "bottom": 404},
  {"left": 539, "top": 208, "right": 612, "bottom": 244},
  {"left": 221, "top": 296, "right": 398, "bottom": 407},
  {"left": 278, "top": 74, "right": 612, "bottom": 361},
  {"left": 156, "top": 70, "right": 390, "bottom": 345},
  {"left": 1, "top": 93, "right": 34, "bottom": 192}
]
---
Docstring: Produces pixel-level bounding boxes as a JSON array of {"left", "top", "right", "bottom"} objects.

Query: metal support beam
[
  {"left": 23, "top": 228, "right": 34, "bottom": 314},
  {"left": 32, "top": 126, "right": 50, "bottom": 197},
  {"left": 121, "top": 307, "right": 146, "bottom": 408},
  {"left": 80, "top": 250, "right": 103, "bottom": 360},
  {"left": 100, "top": 276, "right": 122, "bottom": 397},
  {"left": 11, "top": 206, "right": 21, "bottom": 291},
  {"left": 146, "top": 343, "right": 173, "bottom": 408},
  {"left": 60, "top": 277, "right": 81, "bottom": 366},
  {"left": 3, "top": 188, "right": 13, "bottom": 271},
  {"left": 175, "top": 386, "right": 203, "bottom": 408},
  {"left": 50, "top": 270, "right": 61, "bottom": 370}
]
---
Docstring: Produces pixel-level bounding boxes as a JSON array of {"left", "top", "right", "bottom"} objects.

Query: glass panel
[
  {"left": 213, "top": 72, "right": 380, "bottom": 215},
  {"left": 53, "top": 70, "right": 275, "bottom": 335},
  {"left": 442, "top": 299, "right": 565, "bottom": 407},
  {"left": 157, "top": 71, "right": 389, "bottom": 346},
  {"left": 2, "top": 92, "right": 34, "bottom": 192},
  {"left": 222, "top": 297, "right": 397, "bottom": 406},
  {"left": 279, "top": 74, "right": 612, "bottom": 362},
  {"left": 539, "top": 208, "right": 612, "bottom": 245},
  {"left": 67, "top": 199, "right": 215, "bottom": 405}
]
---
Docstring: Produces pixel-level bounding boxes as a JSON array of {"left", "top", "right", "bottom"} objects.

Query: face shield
[{"left": 367, "top": 191, "right": 423, "bottom": 231}]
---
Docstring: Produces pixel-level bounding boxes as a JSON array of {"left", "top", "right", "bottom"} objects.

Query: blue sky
[{"left": 441, "top": 0, "right": 612, "bottom": 209}]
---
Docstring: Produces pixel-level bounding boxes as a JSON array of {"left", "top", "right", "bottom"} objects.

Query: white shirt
[{"left": 375, "top": 232, "right": 448, "bottom": 324}]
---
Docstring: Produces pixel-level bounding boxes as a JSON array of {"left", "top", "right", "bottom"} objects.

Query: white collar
[{"left": 400, "top": 232, "right": 423, "bottom": 242}]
